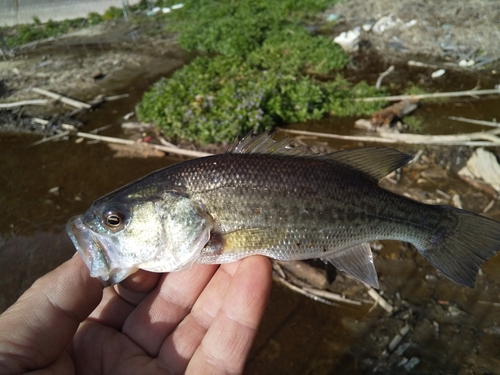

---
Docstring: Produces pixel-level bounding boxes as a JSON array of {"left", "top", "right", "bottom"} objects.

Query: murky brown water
[{"left": 2, "top": 42, "right": 500, "bottom": 374}]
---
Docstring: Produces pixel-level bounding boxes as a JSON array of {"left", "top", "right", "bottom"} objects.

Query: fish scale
[{"left": 67, "top": 132, "right": 500, "bottom": 287}]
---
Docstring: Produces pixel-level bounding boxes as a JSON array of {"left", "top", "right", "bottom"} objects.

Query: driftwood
[
  {"left": 458, "top": 148, "right": 500, "bottom": 196},
  {"left": 32, "top": 87, "right": 91, "bottom": 109},
  {"left": 371, "top": 99, "right": 418, "bottom": 126},
  {"left": 277, "top": 127, "right": 500, "bottom": 146},
  {"left": 357, "top": 88, "right": 500, "bottom": 102},
  {"left": 0, "top": 99, "right": 49, "bottom": 108}
]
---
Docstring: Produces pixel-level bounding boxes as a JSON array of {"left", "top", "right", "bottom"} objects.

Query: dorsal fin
[
  {"left": 228, "top": 131, "right": 412, "bottom": 181},
  {"left": 324, "top": 148, "right": 412, "bottom": 181},
  {"left": 228, "top": 131, "right": 317, "bottom": 157}
]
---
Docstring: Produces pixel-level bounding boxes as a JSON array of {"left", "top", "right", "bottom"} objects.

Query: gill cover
[{"left": 67, "top": 192, "right": 213, "bottom": 286}]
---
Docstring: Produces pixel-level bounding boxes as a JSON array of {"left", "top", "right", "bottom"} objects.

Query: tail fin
[{"left": 418, "top": 207, "right": 500, "bottom": 287}]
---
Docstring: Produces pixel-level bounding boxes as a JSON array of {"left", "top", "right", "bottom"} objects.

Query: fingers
[
  {"left": 185, "top": 256, "right": 272, "bottom": 375},
  {"left": 156, "top": 260, "right": 244, "bottom": 373},
  {"left": 0, "top": 256, "right": 102, "bottom": 374},
  {"left": 121, "top": 264, "right": 219, "bottom": 356}
]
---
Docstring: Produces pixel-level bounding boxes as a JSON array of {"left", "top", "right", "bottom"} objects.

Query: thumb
[{"left": 0, "top": 255, "right": 103, "bottom": 374}]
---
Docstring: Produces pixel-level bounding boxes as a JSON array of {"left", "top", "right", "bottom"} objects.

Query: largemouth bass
[{"left": 67, "top": 132, "right": 500, "bottom": 287}]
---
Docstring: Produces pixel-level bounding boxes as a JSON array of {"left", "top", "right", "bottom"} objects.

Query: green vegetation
[
  {"left": 1, "top": 0, "right": 389, "bottom": 144},
  {"left": 137, "top": 55, "right": 385, "bottom": 143},
  {"left": 3, "top": 17, "right": 86, "bottom": 47},
  {"left": 137, "top": 0, "right": 388, "bottom": 143},
  {"left": 1, "top": 1, "right": 149, "bottom": 47},
  {"left": 404, "top": 116, "right": 424, "bottom": 133}
]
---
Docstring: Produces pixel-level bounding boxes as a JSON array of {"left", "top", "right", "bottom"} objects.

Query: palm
[{"left": 70, "top": 258, "right": 271, "bottom": 374}]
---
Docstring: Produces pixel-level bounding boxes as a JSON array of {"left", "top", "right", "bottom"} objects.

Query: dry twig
[
  {"left": 32, "top": 87, "right": 91, "bottom": 109},
  {"left": 0, "top": 99, "right": 49, "bottom": 108}
]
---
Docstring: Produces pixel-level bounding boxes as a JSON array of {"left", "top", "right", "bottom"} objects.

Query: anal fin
[{"left": 322, "top": 243, "right": 379, "bottom": 288}]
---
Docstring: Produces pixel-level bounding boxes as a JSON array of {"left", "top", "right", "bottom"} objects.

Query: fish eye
[{"left": 103, "top": 209, "right": 125, "bottom": 231}]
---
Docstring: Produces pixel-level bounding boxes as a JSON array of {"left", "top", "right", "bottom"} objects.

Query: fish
[{"left": 67, "top": 132, "right": 500, "bottom": 287}]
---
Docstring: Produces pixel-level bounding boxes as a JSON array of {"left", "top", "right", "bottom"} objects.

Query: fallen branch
[
  {"left": 378, "top": 128, "right": 500, "bottom": 144},
  {"left": 302, "top": 287, "right": 363, "bottom": 306},
  {"left": 446, "top": 115, "right": 500, "bottom": 128},
  {"left": 0, "top": 99, "right": 49, "bottom": 108},
  {"left": 74, "top": 132, "right": 212, "bottom": 158},
  {"left": 32, "top": 87, "right": 91, "bottom": 109},
  {"left": 357, "top": 88, "right": 500, "bottom": 102},
  {"left": 375, "top": 65, "right": 394, "bottom": 89},
  {"left": 273, "top": 274, "right": 336, "bottom": 306},
  {"left": 277, "top": 128, "right": 500, "bottom": 146}
]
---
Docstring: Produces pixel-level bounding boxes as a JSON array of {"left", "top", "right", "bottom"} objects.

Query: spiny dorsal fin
[
  {"left": 322, "top": 243, "right": 379, "bottom": 288},
  {"left": 229, "top": 131, "right": 412, "bottom": 181},
  {"left": 228, "top": 131, "right": 317, "bottom": 157},
  {"left": 324, "top": 148, "right": 412, "bottom": 181}
]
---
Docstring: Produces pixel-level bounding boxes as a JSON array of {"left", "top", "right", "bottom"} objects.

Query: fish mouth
[{"left": 66, "top": 215, "right": 114, "bottom": 286}]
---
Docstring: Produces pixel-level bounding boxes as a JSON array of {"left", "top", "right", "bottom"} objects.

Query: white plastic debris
[
  {"left": 171, "top": 3, "right": 184, "bottom": 9},
  {"left": 362, "top": 23, "right": 373, "bottom": 32},
  {"left": 431, "top": 69, "right": 446, "bottom": 78},
  {"left": 458, "top": 148, "right": 500, "bottom": 192},
  {"left": 372, "top": 14, "right": 403, "bottom": 34},
  {"left": 402, "top": 19, "right": 417, "bottom": 28},
  {"left": 334, "top": 27, "right": 361, "bottom": 52},
  {"left": 459, "top": 59, "right": 475, "bottom": 67},
  {"left": 162, "top": 7, "right": 171, "bottom": 13},
  {"left": 146, "top": 7, "right": 161, "bottom": 16},
  {"left": 326, "top": 14, "right": 340, "bottom": 22}
]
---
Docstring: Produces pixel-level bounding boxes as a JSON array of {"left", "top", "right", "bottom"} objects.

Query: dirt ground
[
  {"left": 2, "top": 3, "right": 500, "bottom": 374},
  {"left": 328, "top": 0, "right": 500, "bottom": 65}
]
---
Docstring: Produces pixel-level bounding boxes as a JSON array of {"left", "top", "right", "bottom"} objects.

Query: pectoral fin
[{"left": 322, "top": 243, "right": 379, "bottom": 288}]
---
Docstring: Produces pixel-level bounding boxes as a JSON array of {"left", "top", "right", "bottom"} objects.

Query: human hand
[{"left": 0, "top": 255, "right": 272, "bottom": 374}]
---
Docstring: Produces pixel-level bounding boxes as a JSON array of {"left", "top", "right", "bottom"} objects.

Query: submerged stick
[
  {"left": 357, "top": 88, "right": 500, "bottom": 102},
  {"left": 446, "top": 115, "right": 500, "bottom": 128},
  {"left": 367, "top": 287, "right": 394, "bottom": 314},
  {"left": 74, "top": 132, "right": 212, "bottom": 158},
  {"left": 32, "top": 87, "right": 91, "bottom": 109},
  {"left": 31, "top": 131, "right": 70, "bottom": 146}
]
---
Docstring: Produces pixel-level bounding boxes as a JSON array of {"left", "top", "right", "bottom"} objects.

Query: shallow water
[{"left": 1, "top": 45, "right": 500, "bottom": 373}]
